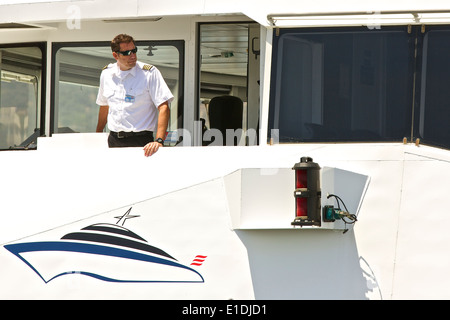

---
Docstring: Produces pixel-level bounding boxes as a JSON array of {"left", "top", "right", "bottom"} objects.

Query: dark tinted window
[
  {"left": 418, "top": 29, "right": 450, "bottom": 149},
  {"left": 269, "top": 28, "right": 415, "bottom": 143}
]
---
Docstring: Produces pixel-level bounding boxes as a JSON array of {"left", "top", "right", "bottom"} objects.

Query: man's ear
[{"left": 112, "top": 52, "right": 119, "bottom": 60}]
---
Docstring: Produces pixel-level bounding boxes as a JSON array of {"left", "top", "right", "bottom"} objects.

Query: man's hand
[{"left": 143, "top": 141, "right": 162, "bottom": 157}]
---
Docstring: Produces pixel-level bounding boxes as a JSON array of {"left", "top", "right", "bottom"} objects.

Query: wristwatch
[{"left": 155, "top": 138, "right": 164, "bottom": 145}]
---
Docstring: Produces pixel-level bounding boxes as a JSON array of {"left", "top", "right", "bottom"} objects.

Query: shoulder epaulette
[
  {"left": 142, "top": 64, "right": 153, "bottom": 71},
  {"left": 102, "top": 65, "right": 109, "bottom": 70}
]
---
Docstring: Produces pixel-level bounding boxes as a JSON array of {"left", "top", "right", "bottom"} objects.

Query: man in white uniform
[{"left": 96, "top": 34, "right": 174, "bottom": 157}]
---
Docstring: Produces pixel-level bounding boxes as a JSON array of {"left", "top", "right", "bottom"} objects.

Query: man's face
[{"left": 113, "top": 41, "right": 137, "bottom": 70}]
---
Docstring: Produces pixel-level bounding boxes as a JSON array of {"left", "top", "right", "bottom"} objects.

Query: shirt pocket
[
  {"left": 128, "top": 85, "right": 147, "bottom": 98},
  {"left": 128, "top": 85, "right": 150, "bottom": 106}
]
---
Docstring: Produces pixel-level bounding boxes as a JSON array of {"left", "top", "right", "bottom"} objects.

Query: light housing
[{"left": 292, "top": 157, "right": 321, "bottom": 227}]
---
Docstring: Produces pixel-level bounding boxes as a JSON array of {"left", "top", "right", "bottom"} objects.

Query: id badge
[{"left": 125, "top": 94, "right": 135, "bottom": 103}]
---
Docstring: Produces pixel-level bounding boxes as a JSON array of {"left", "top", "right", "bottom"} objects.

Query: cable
[{"left": 326, "top": 193, "right": 358, "bottom": 233}]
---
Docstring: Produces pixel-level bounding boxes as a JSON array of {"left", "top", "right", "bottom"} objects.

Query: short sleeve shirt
[{"left": 96, "top": 61, "right": 174, "bottom": 132}]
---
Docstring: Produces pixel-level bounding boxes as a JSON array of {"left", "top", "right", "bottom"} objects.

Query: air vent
[{"left": 102, "top": 17, "right": 162, "bottom": 23}]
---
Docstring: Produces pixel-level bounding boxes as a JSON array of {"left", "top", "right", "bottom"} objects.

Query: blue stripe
[{"left": 4, "top": 241, "right": 204, "bottom": 283}]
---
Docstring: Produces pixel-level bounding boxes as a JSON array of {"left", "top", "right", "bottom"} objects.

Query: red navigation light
[{"left": 292, "top": 157, "right": 321, "bottom": 227}]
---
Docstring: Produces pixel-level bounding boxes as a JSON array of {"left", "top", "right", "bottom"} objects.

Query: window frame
[
  {"left": 268, "top": 25, "right": 450, "bottom": 150},
  {"left": 269, "top": 25, "right": 417, "bottom": 144},
  {"left": 413, "top": 25, "right": 450, "bottom": 149}
]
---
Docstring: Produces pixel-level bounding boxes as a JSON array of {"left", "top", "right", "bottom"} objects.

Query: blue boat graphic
[{"left": 3, "top": 208, "right": 204, "bottom": 284}]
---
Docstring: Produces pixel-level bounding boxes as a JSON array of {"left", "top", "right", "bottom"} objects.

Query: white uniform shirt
[{"left": 96, "top": 61, "right": 174, "bottom": 132}]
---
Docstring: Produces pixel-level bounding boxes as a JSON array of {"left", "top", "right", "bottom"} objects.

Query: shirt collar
[{"left": 113, "top": 63, "right": 137, "bottom": 79}]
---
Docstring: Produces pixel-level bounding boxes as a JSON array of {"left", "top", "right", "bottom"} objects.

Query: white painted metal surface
[{"left": 1, "top": 135, "right": 449, "bottom": 299}]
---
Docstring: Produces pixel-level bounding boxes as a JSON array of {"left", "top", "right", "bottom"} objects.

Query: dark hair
[{"left": 111, "top": 34, "right": 135, "bottom": 52}]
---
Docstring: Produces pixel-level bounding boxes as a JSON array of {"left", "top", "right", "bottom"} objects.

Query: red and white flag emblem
[{"left": 190, "top": 255, "right": 207, "bottom": 266}]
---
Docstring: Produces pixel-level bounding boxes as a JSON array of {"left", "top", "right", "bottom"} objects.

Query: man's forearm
[
  {"left": 156, "top": 102, "right": 170, "bottom": 140},
  {"left": 96, "top": 105, "right": 109, "bottom": 132}
]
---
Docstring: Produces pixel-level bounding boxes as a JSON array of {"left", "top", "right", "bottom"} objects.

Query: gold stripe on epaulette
[
  {"left": 102, "top": 65, "right": 109, "bottom": 70},
  {"left": 143, "top": 64, "right": 153, "bottom": 71}
]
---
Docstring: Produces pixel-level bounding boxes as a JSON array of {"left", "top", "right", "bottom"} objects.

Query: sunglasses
[{"left": 116, "top": 47, "right": 138, "bottom": 56}]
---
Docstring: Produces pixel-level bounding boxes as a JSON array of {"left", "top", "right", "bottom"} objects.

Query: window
[
  {"left": 52, "top": 41, "right": 184, "bottom": 144},
  {"left": 0, "top": 45, "right": 45, "bottom": 150},
  {"left": 418, "top": 28, "right": 450, "bottom": 149},
  {"left": 198, "top": 23, "right": 260, "bottom": 146},
  {"left": 269, "top": 26, "right": 450, "bottom": 150},
  {"left": 269, "top": 27, "right": 415, "bottom": 143}
]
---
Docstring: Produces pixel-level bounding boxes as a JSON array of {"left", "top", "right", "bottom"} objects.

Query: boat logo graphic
[{"left": 3, "top": 208, "right": 205, "bottom": 284}]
